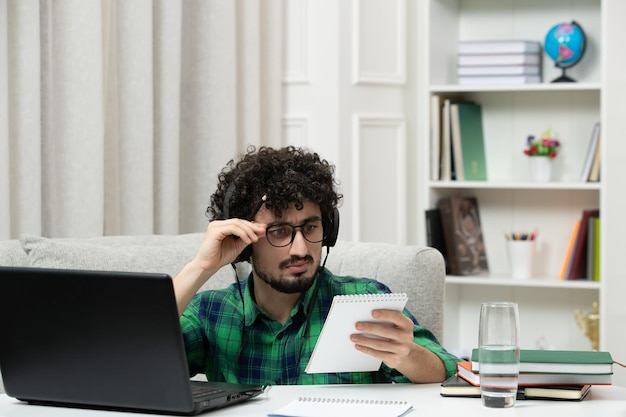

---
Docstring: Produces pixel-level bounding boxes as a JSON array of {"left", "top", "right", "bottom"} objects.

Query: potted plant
[{"left": 524, "top": 129, "right": 561, "bottom": 181}]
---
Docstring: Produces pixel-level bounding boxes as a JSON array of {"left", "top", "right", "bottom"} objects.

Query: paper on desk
[{"left": 267, "top": 396, "right": 413, "bottom": 417}]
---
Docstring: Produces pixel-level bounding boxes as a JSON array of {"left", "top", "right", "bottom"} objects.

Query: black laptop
[{"left": 0, "top": 266, "right": 264, "bottom": 415}]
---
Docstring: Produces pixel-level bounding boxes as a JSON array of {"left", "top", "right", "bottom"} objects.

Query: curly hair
[{"left": 206, "top": 146, "right": 342, "bottom": 224}]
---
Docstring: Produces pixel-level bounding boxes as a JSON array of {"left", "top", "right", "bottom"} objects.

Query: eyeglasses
[{"left": 265, "top": 218, "right": 325, "bottom": 247}]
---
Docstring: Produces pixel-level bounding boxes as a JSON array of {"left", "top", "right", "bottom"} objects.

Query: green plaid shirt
[{"left": 180, "top": 268, "right": 459, "bottom": 385}]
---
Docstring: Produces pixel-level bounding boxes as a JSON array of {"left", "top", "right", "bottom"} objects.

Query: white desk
[{"left": 1, "top": 384, "right": 625, "bottom": 416}]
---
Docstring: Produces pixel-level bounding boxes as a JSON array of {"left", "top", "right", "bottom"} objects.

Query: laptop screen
[{"left": 0, "top": 266, "right": 263, "bottom": 415}]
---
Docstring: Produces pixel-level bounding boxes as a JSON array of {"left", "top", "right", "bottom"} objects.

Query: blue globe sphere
[{"left": 544, "top": 21, "right": 586, "bottom": 69}]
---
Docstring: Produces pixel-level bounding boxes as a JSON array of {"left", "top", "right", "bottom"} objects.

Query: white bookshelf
[{"left": 415, "top": 0, "right": 619, "bottom": 362}]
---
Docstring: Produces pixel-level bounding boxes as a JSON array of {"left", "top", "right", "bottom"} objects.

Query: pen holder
[{"left": 506, "top": 240, "right": 535, "bottom": 279}]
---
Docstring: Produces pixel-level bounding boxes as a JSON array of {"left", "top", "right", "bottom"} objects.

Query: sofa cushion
[
  {"left": 17, "top": 235, "right": 443, "bottom": 339},
  {"left": 326, "top": 241, "right": 444, "bottom": 340},
  {"left": 18, "top": 233, "right": 239, "bottom": 291},
  {"left": 0, "top": 239, "right": 28, "bottom": 267}
]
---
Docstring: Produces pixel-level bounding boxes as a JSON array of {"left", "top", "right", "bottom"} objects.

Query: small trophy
[{"left": 575, "top": 301, "right": 599, "bottom": 351}]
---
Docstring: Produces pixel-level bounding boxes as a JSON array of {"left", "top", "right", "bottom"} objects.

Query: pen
[{"left": 505, "top": 231, "right": 538, "bottom": 241}]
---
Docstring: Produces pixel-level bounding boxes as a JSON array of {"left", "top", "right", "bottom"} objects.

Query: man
[{"left": 174, "top": 146, "right": 459, "bottom": 385}]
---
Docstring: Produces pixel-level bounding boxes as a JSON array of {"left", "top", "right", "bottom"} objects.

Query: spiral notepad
[
  {"left": 305, "top": 293, "right": 408, "bottom": 374},
  {"left": 268, "top": 396, "right": 413, "bottom": 417}
]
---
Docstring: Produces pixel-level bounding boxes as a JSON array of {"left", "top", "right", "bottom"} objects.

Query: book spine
[
  {"left": 456, "top": 103, "right": 487, "bottom": 181},
  {"left": 430, "top": 94, "right": 442, "bottom": 181},
  {"left": 560, "top": 220, "right": 580, "bottom": 280},
  {"left": 437, "top": 196, "right": 489, "bottom": 275},
  {"left": 580, "top": 123, "right": 601, "bottom": 181},
  {"left": 593, "top": 217, "right": 600, "bottom": 281},
  {"left": 440, "top": 99, "right": 453, "bottom": 181},
  {"left": 458, "top": 53, "right": 541, "bottom": 66},
  {"left": 437, "top": 197, "right": 461, "bottom": 275},
  {"left": 588, "top": 129, "right": 602, "bottom": 182},
  {"left": 458, "top": 75, "right": 541, "bottom": 85},
  {"left": 425, "top": 208, "right": 449, "bottom": 273},
  {"left": 450, "top": 103, "right": 464, "bottom": 181},
  {"left": 458, "top": 41, "right": 541, "bottom": 55},
  {"left": 586, "top": 216, "right": 596, "bottom": 281},
  {"left": 458, "top": 65, "right": 541, "bottom": 76},
  {"left": 569, "top": 209, "right": 600, "bottom": 279}
]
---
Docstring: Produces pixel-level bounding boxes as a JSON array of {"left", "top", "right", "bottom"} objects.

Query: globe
[{"left": 544, "top": 21, "right": 586, "bottom": 82}]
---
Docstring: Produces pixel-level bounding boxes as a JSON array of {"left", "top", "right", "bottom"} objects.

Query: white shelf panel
[
  {"left": 430, "top": 83, "right": 602, "bottom": 94},
  {"left": 446, "top": 275, "right": 600, "bottom": 290},
  {"left": 428, "top": 181, "right": 601, "bottom": 191}
]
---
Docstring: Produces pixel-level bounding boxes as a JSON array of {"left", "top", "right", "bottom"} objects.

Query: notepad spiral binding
[
  {"left": 296, "top": 397, "right": 409, "bottom": 405},
  {"left": 334, "top": 293, "right": 408, "bottom": 303}
]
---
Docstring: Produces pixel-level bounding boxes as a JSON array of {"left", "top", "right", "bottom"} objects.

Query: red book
[
  {"left": 568, "top": 209, "right": 600, "bottom": 279},
  {"left": 456, "top": 361, "right": 611, "bottom": 387}
]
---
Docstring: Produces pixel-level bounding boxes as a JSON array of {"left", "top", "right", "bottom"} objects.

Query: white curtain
[{"left": 0, "top": 0, "right": 283, "bottom": 239}]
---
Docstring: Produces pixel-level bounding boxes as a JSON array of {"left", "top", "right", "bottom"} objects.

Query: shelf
[
  {"left": 428, "top": 181, "right": 601, "bottom": 191},
  {"left": 446, "top": 276, "right": 600, "bottom": 290},
  {"left": 420, "top": 0, "right": 609, "bottom": 358},
  {"left": 431, "top": 83, "right": 602, "bottom": 94}
]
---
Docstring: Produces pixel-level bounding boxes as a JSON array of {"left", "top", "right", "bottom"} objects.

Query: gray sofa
[{"left": 0, "top": 233, "right": 446, "bottom": 394}]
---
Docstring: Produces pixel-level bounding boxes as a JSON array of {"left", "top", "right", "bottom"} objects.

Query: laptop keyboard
[{"left": 191, "top": 384, "right": 225, "bottom": 400}]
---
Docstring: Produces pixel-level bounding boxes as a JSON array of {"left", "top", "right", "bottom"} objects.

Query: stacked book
[
  {"left": 457, "top": 40, "right": 542, "bottom": 85},
  {"left": 441, "top": 349, "right": 613, "bottom": 401}
]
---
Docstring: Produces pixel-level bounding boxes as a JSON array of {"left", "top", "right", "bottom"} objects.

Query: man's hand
[
  {"left": 350, "top": 309, "right": 415, "bottom": 369},
  {"left": 350, "top": 309, "right": 446, "bottom": 383},
  {"left": 193, "top": 219, "right": 267, "bottom": 272},
  {"left": 173, "top": 219, "right": 266, "bottom": 316}
]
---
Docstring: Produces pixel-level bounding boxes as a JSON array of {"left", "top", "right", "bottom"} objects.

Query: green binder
[{"left": 453, "top": 102, "right": 487, "bottom": 181}]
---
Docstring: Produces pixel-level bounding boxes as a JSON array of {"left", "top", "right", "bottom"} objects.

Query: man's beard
[{"left": 251, "top": 255, "right": 320, "bottom": 294}]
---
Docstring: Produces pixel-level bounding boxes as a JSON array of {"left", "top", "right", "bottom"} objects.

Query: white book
[
  {"left": 440, "top": 99, "right": 453, "bottom": 181},
  {"left": 458, "top": 65, "right": 541, "bottom": 76},
  {"left": 305, "top": 293, "right": 408, "bottom": 374},
  {"left": 458, "top": 53, "right": 541, "bottom": 66},
  {"left": 433, "top": 95, "right": 463, "bottom": 182},
  {"left": 430, "top": 94, "right": 442, "bottom": 181},
  {"left": 449, "top": 103, "right": 464, "bottom": 181},
  {"left": 459, "top": 40, "right": 541, "bottom": 55},
  {"left": 588, "top": 130, "right": 602, "bottom": 182},
  {"left": 458, "top": 75, "right": 541, "bottom": 85},
  {"left": 580, "top": 122, "right": 601, "bottom": 181}
]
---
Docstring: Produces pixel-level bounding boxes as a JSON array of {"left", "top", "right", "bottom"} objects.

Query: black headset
[{"left": 222, "top": 183, "right": 339, "bottom": 263}]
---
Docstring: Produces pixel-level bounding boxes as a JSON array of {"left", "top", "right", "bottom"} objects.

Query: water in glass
[{"left": 479, "top": 345, "right": 520, "bottom": 408}]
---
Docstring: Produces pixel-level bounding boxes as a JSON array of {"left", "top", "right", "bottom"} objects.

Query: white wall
[{"left": 282, "top": 0, "right": 416, "bottom": 245}]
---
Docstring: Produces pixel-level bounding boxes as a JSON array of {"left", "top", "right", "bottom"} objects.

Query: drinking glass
[{"left": 478, "top": 302, "right": 520, "bottom": 408}]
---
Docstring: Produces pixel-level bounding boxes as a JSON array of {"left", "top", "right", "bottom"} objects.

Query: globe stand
[{"left": 551, "top": 67, "right": 576, "bottom": 83}]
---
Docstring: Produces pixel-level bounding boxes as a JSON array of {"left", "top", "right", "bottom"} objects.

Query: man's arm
[{"left": 173, "top": 219, "right": 266, "bottom": 315}]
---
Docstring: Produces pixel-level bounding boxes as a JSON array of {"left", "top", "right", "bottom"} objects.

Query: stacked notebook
[
  {"left": 441, "top": 349, "right": 613, "bottom": 401},
  {"left": 441, "top": 375, "right": 591, "bottom": 401},
  {"left": 457, "top": 40, "right": 542, "bottom": 85}
]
